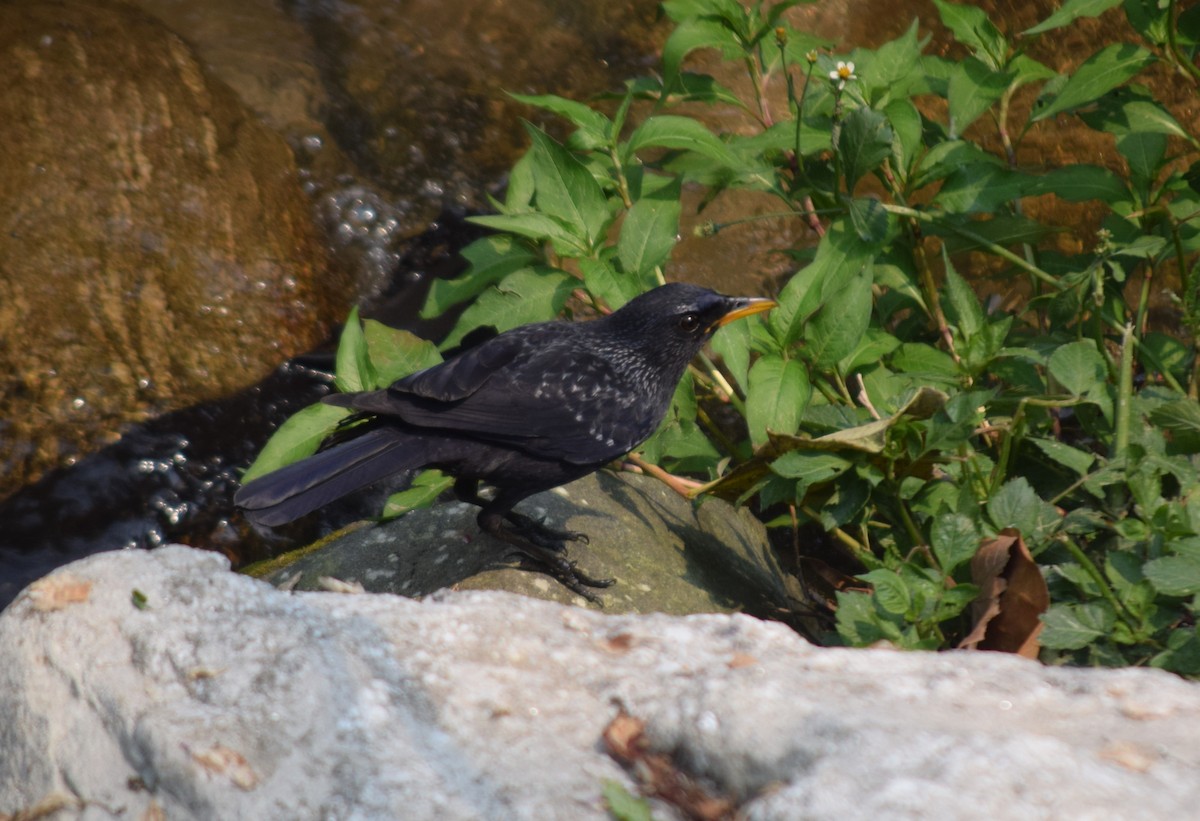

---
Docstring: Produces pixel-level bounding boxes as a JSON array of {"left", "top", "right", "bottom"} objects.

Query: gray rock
[
  {"left": 3, "top": 546, "right": 1199, "bottom": 821},
  {"left": 255, "top": 470, "right": 798, "bottom": 617}
]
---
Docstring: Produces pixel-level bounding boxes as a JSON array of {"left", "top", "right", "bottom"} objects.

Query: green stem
[
  {"left": 800, "top": 504, "right": 873, "bottom": 560},
  {"left": 1058, "top": 536, "right": 1141, "bottom": 627},
  {"left": 1112, "top": 322, "right": 1135, "bottom": 462},
  {"left": 885, "top": 204, "right": 1061, "bottom": 289},
  {"left": 1167, "top": 0, "right": 1200, "bottom": 86},
  {"left": 991, "top": 399, "right": 1027, "bottom": 495},
  {"left": 695, "top": 353, "right": 746, "bottom": 416}
]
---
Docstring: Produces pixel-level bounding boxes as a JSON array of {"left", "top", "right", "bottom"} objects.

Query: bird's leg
[
  {"left": 453, "top": 477, "right": 587, "bottom": 553},
  {"left": 477, "top": 509, "right": 614, "bottom": 602},
  {"left": 461, "top": 482, "right": 613, "bottom": 602}
]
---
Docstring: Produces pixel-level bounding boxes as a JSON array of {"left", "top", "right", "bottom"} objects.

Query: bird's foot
[
  {"left": 504, "top": 510, "right": 589, "bottom": 551},
  {"left": 509, "top": 546, "right": 615, "bottom": 604},
  {"left": 481, "top": 512, "right": 612, "bottom": 603}
]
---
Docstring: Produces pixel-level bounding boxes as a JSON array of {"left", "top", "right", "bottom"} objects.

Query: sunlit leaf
[
  {"left": 240, "top": 403, "right": 351, "bottom": 485},
  {"left": 1032, "top": 44, "right": 1154, "bottom": 122},
  {"left": 746, "top": 354, "right": 810, "bottom": 448}
]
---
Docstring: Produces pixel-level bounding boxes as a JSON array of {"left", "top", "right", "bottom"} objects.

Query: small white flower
[{"left": 829, "top": 60, "right": 857, "bottom": 90}]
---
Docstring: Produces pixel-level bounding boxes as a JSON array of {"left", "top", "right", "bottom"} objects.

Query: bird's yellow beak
[{"left": 711, "top": 297, "right": 777, "bottom": 330}]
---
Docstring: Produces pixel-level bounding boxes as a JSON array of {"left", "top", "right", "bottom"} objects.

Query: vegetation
[{"left": 248, "top": 0, "right": 1200, "bottom": 675}]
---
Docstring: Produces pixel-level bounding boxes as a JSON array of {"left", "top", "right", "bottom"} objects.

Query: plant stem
[
  {"left": 1112, "top": 322, "right": 1135, "bottom": 462},
  {"left": 1057, "top": 536, "right": 1141, "bottom": 627}
]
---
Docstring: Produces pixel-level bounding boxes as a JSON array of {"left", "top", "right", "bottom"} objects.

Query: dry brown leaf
[
  {"left": 604, "top": 633, "right": 635, "bottom": 653},
  {"left": 26, "top": 575, "right": 92, "bottom": 612},
  {"left": 192, "top": 744, "right": 259, "bottom": 790},
  {"left": 602, "top": 710, "right": 735, "bottom": 821},
  {"left": 959, "top": 529, "right": 1049, "bottom": 657}
]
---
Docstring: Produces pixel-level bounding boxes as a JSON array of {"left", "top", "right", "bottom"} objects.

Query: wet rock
[
  {"left": 253, "top": 471, "right": 797, "bottom": 617},
  {"left": 0, "top": 0, "right": 349, "bottom": 499},
  {"left": 3, "top": 546, "right": 1200, "bottom": 820},
  {"left": 300, "top": 0, "right": 662, "bottom": 222}
]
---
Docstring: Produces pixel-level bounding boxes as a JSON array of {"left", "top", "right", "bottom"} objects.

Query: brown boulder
[{"left": 0, "top": 0, "right": 347, "bottom": 498}]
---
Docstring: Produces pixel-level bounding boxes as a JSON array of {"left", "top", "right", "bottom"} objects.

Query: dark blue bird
[{"left": 235, "top": 282, "right": 774, "bottom": 599}]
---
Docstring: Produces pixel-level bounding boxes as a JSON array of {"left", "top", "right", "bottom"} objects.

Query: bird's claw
[
  {"left": 505, "top": 551, "right": 613, "bottom": 603},
  {"left": 504, "top": 511, "right": 586, "bottom": 551}
]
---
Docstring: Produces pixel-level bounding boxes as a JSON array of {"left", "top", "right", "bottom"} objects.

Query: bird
[{"left": 235, "top": 282, "right": 775, "bottom": 600}]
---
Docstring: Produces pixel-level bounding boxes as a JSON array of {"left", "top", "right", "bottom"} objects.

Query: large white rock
[{"left": 1, "top": 545, "right": 1198, "bottom": 820}]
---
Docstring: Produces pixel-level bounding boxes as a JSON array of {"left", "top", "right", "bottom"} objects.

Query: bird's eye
[{"left": 678, "top": 313, "right": 701, "bottom": 333}]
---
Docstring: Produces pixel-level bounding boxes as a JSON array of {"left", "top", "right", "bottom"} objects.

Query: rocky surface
[
  {"left": 253, "top": 470, "right": 798, "bottom": 617},
  {"left": 2, "top": 546, "right": 1198, "bottom": 820},
  {"left": 0, "top": 0, "right": 347, "bottom": 498}
]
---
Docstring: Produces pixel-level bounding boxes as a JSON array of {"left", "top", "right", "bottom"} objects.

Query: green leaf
[
  {"left": 1048, "top": 340, "right": 1107, "bottom": 396},
  {"left": 859, "top": 19, "right": 925, "bottom": 106},
  {"left": 987, "top": 477, "right": 1040, "bottom": 533},
  {"left": 936, "top": 164, "right": 1033, "bottom": 213},
  {"left": 1024, "top": 0, "right": 1123, "bottom": 34},
  {"left": 1032, "top": 44, "right": 1154, "bottom": 122},
  {"left": 1029, "top": 438, "right": 1097, "bottom": 476},
  {"left": 1040, "top": 601, "right": 1116, "bottom": 649},
  {"left": 421, "top": 235, "right": 537, "bottom": 318},
  {"left": 363, "top": 321, "right": 442, "bottom": 386},
  {"left": 837, "top": 106, "right": 893, "bottom": 193},
  {"left": 1032, "top": 164, "right": 1129, "bottom": 203},
  {"left": 509, "top": 93, "right": 611, "bottom": 148},
  {"left": 841, "top": 328, "right": 902, "bottom": 373},
  {"left": 806, "top": 266, "right": 874, "bottom": 369},
  {"left": 942, "top": 250, "right": 984, "bottom": 341},
  {"left": 746, "top": 355, "right": 810, "bottom": 448},
  {"left": 844, "top": 196, "right": 890, "bottom": 244},
  {"left": 770, "top": 219, "right": 874, "bottom": 346},
  {"left": 1150, "top": 628, "right": 1200, "bottom": 675},
  {"left": 1149, "top": 399, "right": 1200, "bottom": 453},
  {"left": 240, "top": 403, "right": 351, "bottom": 485},
  {"left": 835, "top": 589, "right": 905, "bottom": 645},
  {"left": 931, "top": 214, "right": 1055, "bottom": 254},
  {"left": 1078, "top": 89, "right": 1191, "bottom": 140},
  {"left": 913, "top": 140, "right": 1004, "bottom": 189},
  {"left": 524, "top": 123, "right": 611, "bottom": 247},
  {"left": 1117, "top": 131, "right": 1166, "bottom": 193},
  {"left": 948, "top": 57, "right": 1011, "bottom": 135},
  {"left": 859, "top": 569, "right": 912, "bottom": 616},
  {"left": 625, "top": 115, "right": 739, "bottom": 168},
  {"left": 1144, "top": 543, "right": 1200, "bottom": 596},
  {"left": 617, "top": 177, "right": 682, "bottom": 276},
  {"left": 508, "top": 93, "right": 609, "bottom": 143},
  {"left": 440, "top": 268, "right": 575, "bottom": 350},
  {"left": 931, "top": 513, "right": 980, "bottom": 576},
  {"left": 884, "top": 98, "right": 923, "bottom": 175},
  {"left": 891, "top": 343, "right": 961, "bottom": 380},
  {"left": 710, "top": 318, "right": 751, "bottom": 389},
  {"left": 770, "top": 450, "right": 854, "bottom": 485},
  {"left": 381, "top": 469, "right": 455, "bottom": 519},
  {"left": 661, "top": 18, "right": 743, "bottom": 95},
  {"left": 334, "top": 306, "right": 376, "bottom": 394},
  {"left": 932, "top": 0, "right": 1007, "bottom": 69},
  {"left": 467, "top": 213, "right": 587, "bottom": 255},
  {"left": 602, "top": 780, "right": 654, "bottom": 821},
  {"left": 580, "top": 257, "right": 647, "bottom": 312}
]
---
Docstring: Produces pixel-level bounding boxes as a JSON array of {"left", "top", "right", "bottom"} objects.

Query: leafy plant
[{"left": 248, "top": 0, "right": 1200, "bottom": 675}]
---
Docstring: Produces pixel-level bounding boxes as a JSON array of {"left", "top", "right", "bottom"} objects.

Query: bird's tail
[{"left": 235, "top": 427, "right": 417, "bottom": 527}]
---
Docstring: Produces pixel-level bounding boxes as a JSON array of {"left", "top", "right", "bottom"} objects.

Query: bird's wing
[
  {"left": 340, "top": 328, "right": 661, "bottom": 465},
  {"left": 394, "top": 331, "right": 528, "bottom": 401}
]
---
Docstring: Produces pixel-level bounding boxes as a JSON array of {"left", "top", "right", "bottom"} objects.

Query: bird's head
[{"left": 602, "top": 282, "right": 776, "bottom": 365}]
